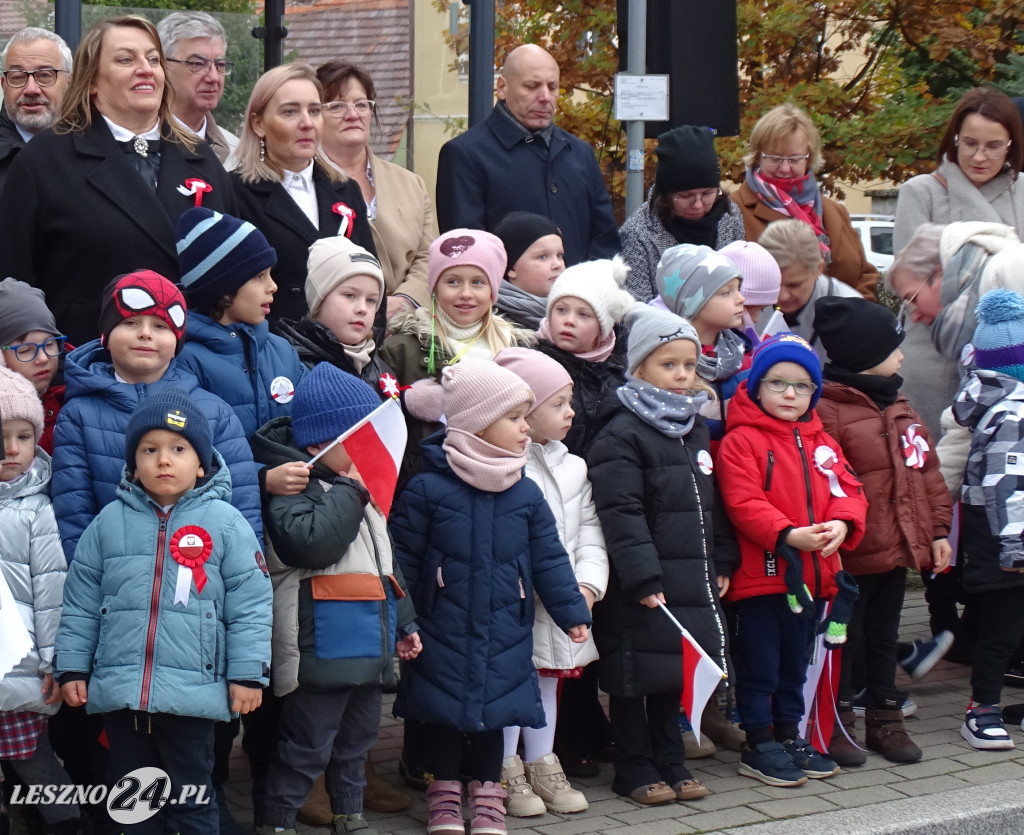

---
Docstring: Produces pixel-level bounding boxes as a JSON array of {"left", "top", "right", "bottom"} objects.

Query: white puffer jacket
[
  {"left": 525, "top": 440, "right": 609, "bottom": 670},
  {"left": 0, "top": 450, "right": 66, "bottom": 714}
]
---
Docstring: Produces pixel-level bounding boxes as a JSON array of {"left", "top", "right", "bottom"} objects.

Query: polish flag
[
  {"left": 681, "top": 629, "right": 728, "bottom": 740},
  {"left": 339, "top": 398, "right": 408, "bottom": 517}
]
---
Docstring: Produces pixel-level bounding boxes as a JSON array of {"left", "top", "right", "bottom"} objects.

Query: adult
[
  {"left": 435, "top": 44, "right": 619, "bottom": 266},
  {"left": 0, "top": 28, "right": 72, "bottom": 191},
  {"left": 0, "top": 15, "right": 236, "bottom": 348},
  {"left": 157, "top": 11, "right": 238, "bottom": 164},
  {"left": 621, "top": 125, "right": 745, "bottom": 302},
  {"left": 316, "top": 60, "right": 435, "bottom": 321},
  {"left": 732, "top": 103, "right": 879, "bottom": 301},
  {"left": 231, "top": 63, "right": 376, "bottom": 323}
]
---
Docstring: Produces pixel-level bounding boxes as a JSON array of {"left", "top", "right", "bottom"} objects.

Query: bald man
[{"left": 436, "top": 44, "right": 619, "bottom": 267}]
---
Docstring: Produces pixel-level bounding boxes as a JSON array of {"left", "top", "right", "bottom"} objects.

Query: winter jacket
[
  {"left": 525, "top": 440, "right": 608, "bottom": 671},
  {"left": 586, "top": 403, "right": 739, "bottom": 697},
  {"left": 54, "top": 451, "right": 272, "bottom": 721},
  {"left": 251, "top": 418, "right": 417, "bottom": 696},
  {"left": 953, "top": 370, "right": 1024, "bottom": 592},
  {"left": 817, "top": 382, "right": 952, "bottom": 575},
  {"left": 52, "top": 340, "right": 263, "bottom": 561},
  {"left": 389, "top": 432, "right": 591, "bottom": 732},
  {"left": 0, "top": 450, "right": 66, "bottom": 715},
  {"left": 176, "top": 313, "right": 308, "bottom": 438},
  {"left": 717, "top": 382, "right": 867, "bottom": 603}
]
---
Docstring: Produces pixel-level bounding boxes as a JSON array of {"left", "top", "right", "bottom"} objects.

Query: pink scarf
[
  {"left": 443, "top": 429, "right": 528, "bottom": 492},
  {"left": 745, "top": 167, "right": 831, "bottom": 262},
  {"left": 538, "top": 318, "right": 616, "bottom": 363}
]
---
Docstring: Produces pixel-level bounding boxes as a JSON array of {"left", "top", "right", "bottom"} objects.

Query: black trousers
[
  {"left": 608, "top": 691, "right": 689, "bottom": 796},
  {"left": 420, "top": 724, "right": 503, "bottom": 783},
  {"left": 840, "top": 568, "right": 906, "bottom": 706},
  {"left": 971, "top": 585, "right": 1024, "bottom": 705},
  {"left": 554, "top": 664, "right": 612, "bottom": 758}
]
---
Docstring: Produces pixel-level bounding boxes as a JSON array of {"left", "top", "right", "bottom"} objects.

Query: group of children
[{"left": 3, "top": 201, "right": 1024, "bottom": 835}]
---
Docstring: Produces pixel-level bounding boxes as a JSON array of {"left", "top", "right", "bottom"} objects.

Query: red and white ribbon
[
  {"left": 169, "top": 526, "right": 213, "bottom": 605},
  {"left": 901, "top": 423, "right": 929, "bottom": 469},
  {"left": 813, "top": 445, "right": 847, "bottom": 498},
  {"left": 177, "top": 178, "right": 213, "bottom": 207},
  {"left": 333, "top": 202, "right": 355, "bottom": 238}
]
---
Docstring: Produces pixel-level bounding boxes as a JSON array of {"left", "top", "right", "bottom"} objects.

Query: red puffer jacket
[{"left": 717, "top": 382, "right": 867, "bottom": 602}]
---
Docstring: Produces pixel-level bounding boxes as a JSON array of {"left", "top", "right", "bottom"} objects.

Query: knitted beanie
[
  {"left": 814, "top": 296, "right": 905, "bottom": 373},
  {"left": 719, "top": 241, "right": 781, "bottom": 307},
  {"left": 442, "top": 358, "right": 533, "bottom": 435},
  {"left": 0, "top": 278, "right": 59, "bottom": 347},
  {"left": 306, "top": 237, "right": 386, "bottom": 317},
  {"left": 493, "top": 211, "right": 562, "bottom": 277},
  {"left": 0, "top": 366, "right": 44, "bottom": 441},
  {"left": 98, "top": 271, "right": 188, "bottom": 354},
  {"left": 654, "top": 125, "right": 721, "bottom": 196},
  {"left": 545, "top": 256, "right": 635, "bottom": 338},
  {"left": 124, "top": 388, "right": 213, "bottom": 473},
  {"left": 623, "top": 304, "right": 702, "bottom": 374},
  {"left": 973, "top": 289, "right": 1024, "bottom": 382},
  {"left": 291, "top": 362, "right": 382, "bottom": 449},
  {"left": 655, "top": 243, "right": 742, "bottom": 320},
  {"left": 428, "top": 229, "right": 507, "bottom": 300},
  {"left": 494, "top": 347, "right": 572, "bottom": 414},
  {"left": 175, "top": 208, "right": 278, "bottom": 312},
  {"left": 748, "top": 332, "right": 823, "bottom": 409}
]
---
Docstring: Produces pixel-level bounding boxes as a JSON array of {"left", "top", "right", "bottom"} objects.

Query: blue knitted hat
[
  {"left": 748, "top": 332, "right": 823, "bottom": 408},
  {"left": 291, "top": 363, "right": 381, "bottom": 449},
  {"left": 175, "top": 208, "right": 278, "bottom": 312},
  {"left": 973, "top": 289, "right": 1024, "bottom": 382},
  {"left": 125, "top": 388, "right": 213, "bottom": 473}
]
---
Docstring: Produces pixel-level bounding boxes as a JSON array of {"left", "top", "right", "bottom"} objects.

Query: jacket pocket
[
  {"left": 309, "top": 574, "right": 386, "bottom": 660},
  {"left": 516, "top": 555, "right": 535, "bottom": 627},
  {"left": 199, "top": 600, "right": 220, "bottom": 683},
  {"left": 765, "top": 451, "right": 775, "bottom": 491}
]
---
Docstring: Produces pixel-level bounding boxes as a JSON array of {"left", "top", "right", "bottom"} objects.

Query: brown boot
[
  {"left": 864, "top": 706, "right": 922, "bottom": 763},
  {"left": 701, "top": 702, "right": 745, "bottom": 751},
  {"left": 363, "top": 756, "right": 411, "bottom": 813},
  {"left": 296, "top": 773, "right": 332, "bottom": 827},
  {"left": 827, "top": 708, "right": 867, "bottom": 767}
]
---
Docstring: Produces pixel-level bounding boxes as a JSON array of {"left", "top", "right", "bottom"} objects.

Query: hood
[
  {"left": 185, "top": 313, "right": 267, "bottom": 355},
  {"left": 953, "top": 369, "right": 1024, "bottom": 431},
  {"left": 725, "top": 379, "right": 824, "bottom": 437},
  {"left": 251, "top": 416, "right": 337, "bottom": 483},
  {"left": 271, "top": 317, "right": 346, "bottom": 368},
  {"left": 528, "top": 437, "right": 568, "bottom": 469},
  {"left": 115, "top": 447, "right": 233, "bottom": 512},
  {"left": 419, "top": 429, "right": 453, "bottom": 474},
  {"left": 0, "top": 447, "right": 52, "bottom": 501}
]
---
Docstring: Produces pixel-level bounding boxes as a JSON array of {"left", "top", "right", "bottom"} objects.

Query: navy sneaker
[
  {"left": 782, "top": 738, "right": 840, "bottom": 778},
  {"left": 961, "top": 704, "right": 1014, "bottom": 750},
  {"left": 739, "top": 741, "right": 808, "bottom": 787},
  {"left": 899, "top": 631, "right": 954, "bottom": 681},
  {"left": 852, "top": 688, "right": 917, "bottom": 718}
]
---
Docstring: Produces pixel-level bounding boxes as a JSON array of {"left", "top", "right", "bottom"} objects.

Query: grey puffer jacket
[{"left": 0, "top": 450, "right": 66, "bottom": 714}]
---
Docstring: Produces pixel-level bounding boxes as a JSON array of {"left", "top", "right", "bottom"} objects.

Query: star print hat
[{"left": 655, "top": 243, "right": 742, "bottom": 320}]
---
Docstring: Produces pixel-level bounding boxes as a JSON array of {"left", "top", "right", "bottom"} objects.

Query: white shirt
[
  {"left": 102, "top": 115, "right": 161, "bottom": 143},
  {"left": 282, "top": 162, "right": 318, "bottom": 229},
  {"left": 173, "top": 114, "right": 207, "bottom": 139}
]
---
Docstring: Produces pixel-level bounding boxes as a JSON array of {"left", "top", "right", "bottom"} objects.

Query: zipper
[
  {"left": 765, "top": 451, "right": 775, "bottom": 491},
  {"left": 140, "top": 510, "right": 169, "bottom": 711},
  {"left": 793, "top": 429, "right": 822, "bottom": 598},
  {"left": 687, "top": 456, "right": 729, "bottom": 680}
]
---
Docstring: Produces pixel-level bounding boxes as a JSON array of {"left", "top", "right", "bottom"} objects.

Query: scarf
[
  {"left": 697, "top": 328, "right": 747, "bottom": 382},
  {"left": 497, "top": 99, "right": 554, "bottom": 148},
  {"left": 617, "top": 378, "right": 709, "bottom": 439},
  {"left": 537, "top": 317, "right": 616, "bottom": 363},
  {"left": 824, "top": 365, "right": 903, "bottom": 410},
  {"left": 497, "top": 282, "right": 548, "bottom": 331},
  {"left": 342, "top": 337, "right": 375, "bottom": 373},
  {"left": 665, "top": 193, "right": 727, "bottom": 247},
  {"left": 443, "top": 428, "right": 527, "bottom": 492},
  {"left": 745, "top": 166, "right": 831, "bottom": 262}
]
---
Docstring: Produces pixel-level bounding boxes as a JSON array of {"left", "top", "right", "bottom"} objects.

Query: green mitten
[{"left": 818, "top": 570, "right": 860, "bottom": 649}]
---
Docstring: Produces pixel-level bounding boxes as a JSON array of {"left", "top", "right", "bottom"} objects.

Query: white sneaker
[
  {"left": 524, "top": 753, "right": 588, "bottom": 814},
  {"left": 961, "top": 705, "right": 1014, "bottom": 750},
  {"left": 500, "top": 755, "right": 545, "bottom": 817}
]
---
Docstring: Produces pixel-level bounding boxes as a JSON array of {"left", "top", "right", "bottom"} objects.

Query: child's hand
[
  {"left": 931, "top": 538, "right": 953, "bottom": 574},
  {"left": 347, "top": 465, "right": 381, "bottom": 512},
  {"left": 229, "top": 684, "right": 263, "bottom": 715},
  {"left": 717, "top": 575, "right": 730, "bottom": 597},
  {"left": 819, "top": 520, "right": 849, "bottom": 557},
  {"left": 62, "top": 680, "right": 87, "bottom": 707},
  {"left": 396, "top": 632, "right": 423, "bottom": 660},
  {"left": 640, "top": 592, "right": 666, "bottom": 609},
  {"left": 785, "top": 525, "right": 828, "bottom": 552},
  {"left": 41, "top": 674, "right": 61, "bottom": 705},
  {"left": 568, "top": 624, "right": 589, "bottom": 643},
  {"left": 579, "top": 585, "right": 596, "bottom": 611},
  {"left": 265, "top": 461, "right": 311, "bottom": 496}
]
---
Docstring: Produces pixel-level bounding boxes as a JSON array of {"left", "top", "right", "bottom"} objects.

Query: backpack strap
[{"left": 932, "top": 171, "right": 948, "bottom": 190}]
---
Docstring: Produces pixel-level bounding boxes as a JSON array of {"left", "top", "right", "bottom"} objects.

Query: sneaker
[
  {"left": 961, "top": 704, "right": 1015, "bottom": 750},
  {"left": 852, "top": 689, "right": 917, "bottom": 718},
  {"left": 500, "top": 755, "right": 545, "bottom": 817},
  {"left": 899, "top": 631, "right": 954, "bottom": 681},
  {"left": 1004, "top": 661, "right": 1024, "bottom": 688},
  {"left": 738, "top": 741, "right": 808, "bottom": 787},
  {"left": 782, "top": 738, "right": 840, "bottom": 778}
]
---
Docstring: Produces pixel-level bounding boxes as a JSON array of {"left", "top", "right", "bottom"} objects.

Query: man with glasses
[
  {"left": 0, "top": 28, "right": 72, "bottom": 191},
  {"left": 158, "top": 11, "right": 237, "bottom": 165}
]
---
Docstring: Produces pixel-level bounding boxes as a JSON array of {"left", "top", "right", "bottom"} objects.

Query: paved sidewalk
[{"left": 223, "top": 583, "right": 1024, "bottom": 834}]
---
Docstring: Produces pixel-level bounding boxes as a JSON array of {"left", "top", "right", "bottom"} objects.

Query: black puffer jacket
[{"left": 586, "top": 403, "right": 738, "bottom": 697}]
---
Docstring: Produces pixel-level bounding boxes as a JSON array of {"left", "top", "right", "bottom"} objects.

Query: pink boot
[
  {"left": 425, "top": 779, "right": 464, "bottom": 834},
  {"left": 467, "top": 781, "right": 507, "bottom": 835}
]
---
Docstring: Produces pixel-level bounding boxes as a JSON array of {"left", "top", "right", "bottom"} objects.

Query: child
[
  {"left": 494, "top": 348, "right": 608, "bottom": 817},
  {"left": 0, "top": 369, "right": 84, "bottom": 835},
  {"left": 814, "top": 297, "right": 953, "bottom": 764},
  {"left": 250, "top": 364, "right": 420, "bottom": 835},
  {"left": 0, "top": 277, "right": 68, "bottom": 454},
  {"left": 51, "top": 270, "right": 263, "bottom": 562},
  {"left": 718, "top": 240, "right": 782, "bottom": 336},
  {"left": 389, "top": 359, "right": 591, "bottom": 835},
  {"left": 494, "top": 212, "right": 566, "bottom": 330},
  {"left": 587, "top": 304, "right": 738, "bottom": 805},
  {"left": 951, "top": 289, "right": 1024, "bottom": 749},
  {"left": 54, "top": 389, "right": 272, "bottom": 834},
  {"left": 717, "top": 333, "right": 867, "bottom": 787}
]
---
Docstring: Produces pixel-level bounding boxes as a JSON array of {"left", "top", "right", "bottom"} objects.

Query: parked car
[{"left": 850, "top": 214, "right": 895, "bottom": 274}]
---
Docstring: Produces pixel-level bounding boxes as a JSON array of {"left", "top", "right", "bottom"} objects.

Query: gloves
[
  {"left": 817, "top": 570, "right": 860, "bottom": 649},
  {"left": 777, "top": 542, "right": 813, "bottom": 615},
  {"left": 403, "top": 378, "right": 444, "bottom": 422}
]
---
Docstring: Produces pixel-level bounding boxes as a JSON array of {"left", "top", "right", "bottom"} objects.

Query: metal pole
[
  {"left": 464, "top": 0, "right": 495, "bottom": 128},
  {"left": 253, "top": 0, "right": 287, "bottom": 73},
  {"left": 624, "top": 0, "right": 647, "bottom": 216},
  {"left": 54, "top": 0, "right": 81, "bottom": 54}
]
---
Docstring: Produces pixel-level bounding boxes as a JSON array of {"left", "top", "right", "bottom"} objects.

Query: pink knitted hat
[
  {"left": 494, "top": 347, "right": 572, "bottom": 415},
  {"left": 428, "top": 229, "right": 507, "bottom": 300},
  {"left": 442, "top": 358, "right": 533, "bottom": 434},
  {"left": 0, "top": 366, "right": 44, "bottom": 441},
  {"left": 720, "top": 241, "right": 781, "bottom": 307}
]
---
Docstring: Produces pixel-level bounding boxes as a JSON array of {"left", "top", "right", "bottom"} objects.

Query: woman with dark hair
[{"left": 316, "top": 60, "right": 435, "bottom": 320}]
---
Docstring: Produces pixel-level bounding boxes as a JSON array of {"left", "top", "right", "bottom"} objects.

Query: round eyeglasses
[
  {"left": 166, "top": 58, "right": 234, "bottom": 76},
  {"left": 324, "top": 100, "right": 375, "bottom": 117},
  {"left": 761, "top": 377, "right": 817, "bottom": 396},
  {"left": 2, "top": 68, "right": 63, "bottom": 88},
  {"left": 2, "top": 335, "right": 66, "bottom": 362},
  {"left": 955, "top": 135, "right": 1011, "bottom": 160},
  {"left": 760, "top": 153, "right": 810, "bottom": 166}
]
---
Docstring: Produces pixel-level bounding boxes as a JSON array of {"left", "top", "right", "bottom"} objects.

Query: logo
[
  {"left": 439, "top": 235, "right": 475, "bottom": 258},
  {"left": 269, "top": 375, "right": 294, "bottom": 404},
  {"left": 697, "top": 449, "right": 714, "bottom": 476},
  {"left": 764, "top": 551, "right": 778, "bottom": 577},
  {"left": 255, "top": 550, "right": 269, "bottom": 577},
  {"left": 165, "top": 409, "right": 187, "bottom": 430}
]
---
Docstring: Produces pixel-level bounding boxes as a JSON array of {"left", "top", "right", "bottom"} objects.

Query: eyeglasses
[
  {"left": 166, "top": 57, "right": 234, "bottom": 77},
  {"left": 2, "top": 68, "right": 63, "bottom": 88},
  {"left": 324, "top": 100, "right": 375, "bottom": 116},
  {"left": 672, "top": 188, "right": 719, "bottom": 205},
  {"left": 760, "top": 152, "right": 810, "bottom": 166},
  {"left": 761, "top": 377, "right": 817, "bottom": 396},
  {"left": 897, "top": 270, "right": 934, "bottom": 327},
  {"left": 955, "top": 135, "right": 1011, "bottom": 160},
  {"left": 1, "top": 335, "right": 66, "bottom": 362}
]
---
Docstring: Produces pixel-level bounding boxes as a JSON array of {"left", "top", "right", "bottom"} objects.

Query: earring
[{"left": 259, "top": 137, "right": 265, "bottom": 163}]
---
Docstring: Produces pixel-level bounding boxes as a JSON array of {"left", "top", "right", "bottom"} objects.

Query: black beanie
[
  {"left": 654, "top": 125, "right": 721, "bottom": 196},
  {"left": 814, "top": 296, "right": 905, "bottom": 373},
  {"left": 125, "top": 388, "right": 214, "bottom": 475},
  {"left": 493, "top": 211, "right": 562, "bottom": 278}
]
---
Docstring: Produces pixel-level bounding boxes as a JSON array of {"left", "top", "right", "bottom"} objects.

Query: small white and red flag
[{"left": 657, "top": 601, "right": 727, "bottom": 739}]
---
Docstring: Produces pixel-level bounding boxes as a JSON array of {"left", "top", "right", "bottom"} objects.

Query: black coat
[
  {"left": 586, "top": 404, "right": 738, "bottom": 697},
  {"left": 0, "top": 116, "right": 236, "bottom": 347},
  {"left": 231, "top": 166, "right": 378, "bottom": 324},
  {"left": 0, "top": 109, "right": 26, "bottom": 196}
]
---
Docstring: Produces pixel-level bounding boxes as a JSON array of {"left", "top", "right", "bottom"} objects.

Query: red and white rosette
[
  {"left": 379, "top": 373, "right": 401, "bottom": 400},
  {"left": 901, "top": 423, "right": 929, "bottom": 469},
  {"left": 813, "top": 445, "right": 848, "bottom": 498},
  {"left": 169, "top": 525, "right": 213, "bottom": 605},
  {"left": 177, "top": 178, "right": 213, "bottom": 207},
  {"left": 333, "top": 202, "right": 355, "bottom": 238}
]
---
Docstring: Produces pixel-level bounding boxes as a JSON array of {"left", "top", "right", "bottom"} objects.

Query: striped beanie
[{"left": 973, "top": 289, "right": 1024, "bottom": 382}]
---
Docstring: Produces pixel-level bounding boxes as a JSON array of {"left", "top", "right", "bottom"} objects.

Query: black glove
[
  {"left": 777, "top": 541, "right": 813, "bottom": 614},
  {"left": 818, "top": 570, "right": 860, "bottom": 649}
]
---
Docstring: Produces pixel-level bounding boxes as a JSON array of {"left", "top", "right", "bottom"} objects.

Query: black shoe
[
  {"left": 397, "top": 753, "right": 429, "bottom": 791},
  {"left": 1004, "top": 661, "right": 1024, "bottom": 687},
  {"left": 559, "top": 753, "right": 600, "bottom": 778}
]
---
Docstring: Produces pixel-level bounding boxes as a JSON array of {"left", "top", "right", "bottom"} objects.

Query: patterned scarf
[
  {"left": 443, "top": 429, "right": 528, "bottom": 492},
  {"left": 746, "top": 166, "right": 831, "bottom": 263},
  {"left": 698, "top": 328, "right": 747, "bottom": 382},
  {"left": 537, "top": 317, "right": 617, "bottom": 363},
  {"left": 617, "top": 379, "right": 709, "bottom": 439}
]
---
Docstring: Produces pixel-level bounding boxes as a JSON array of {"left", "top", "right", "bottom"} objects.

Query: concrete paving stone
[
  {"left": 578, "top": 798, "right": 639, "bottom": 817},
  {"left": 604, "top": 802, "right": 699, "bottom": 826},
  {"left": 827, "top": 767, "right": 907, "bottom": 789},
  {"left": 948, "top": 749, "right": 1022, "bottom": 768},
  {"left": 905, "top": 716, "right": 962, "bottom": 733},
  {"left": 678, "top": 805, "right": 771, "bottom": 831},
  {"left": 704, "top": 775, "right": 764, "bottom": 793},
  {"left": 921, "top": 742, "right": 974, "bottom": 758},
  {"left": 746, "top": 794, "right": 840, "bottom": 818},
  {"left": 955, "top": 760, "right": 1024, "bottom": 785},
  {"left": 750, "top": 778, "right": 838, "bottom": 798},
  {"left": 689, "top": 787, "right": 781, "bottom": 811},
  {"left": 593, "top": 820, "right": 694, "bottom": 835},
  {"left": 532, "top": 814, "right": 624, "bottom": 835},
  {"left": 889, "top": 773, "right": 973, "bottom": 797},
  {"left": 698, "top": 762, "right": 743, "bottom": 779},
  {"left": 823, "top": 784, "right": 913, "bottom": 808},
  {"left": 888, "top": 757, "right": 967, "bottom": 779}
]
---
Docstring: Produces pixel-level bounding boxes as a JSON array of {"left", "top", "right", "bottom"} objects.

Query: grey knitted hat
[{"left": 624, "top": 304, "right": 702, "bottom": 374}]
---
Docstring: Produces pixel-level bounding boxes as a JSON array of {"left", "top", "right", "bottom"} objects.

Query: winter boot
[
  {"left": 524, "top": 753, "right": 588, "bottom": 813},
  {"left": 296, "top": 772, "right": 332, "bottom": 826},
  {"left": 332, "top": 811, "right": 378, "bottom": 834},
  {"left": 425, "top": 779, "right": 465, "bottom": 835},
  {"left": 865, "top": 705, "right": 922, "bottom": 763},
  {"left": 701, "top": 701, "right": 746, "bottom": 751},
  {"left": 467, "top": 780, "right": 507, "bottom": 835},
  {"left": 363, "top": 757, "right": 411, "bottom": 813},
  {"left": 499, "top": 755, "right": 544, "bottom": 817},
  {"left": 827, "top": 708, "right": 867, "bottom": 767}
]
